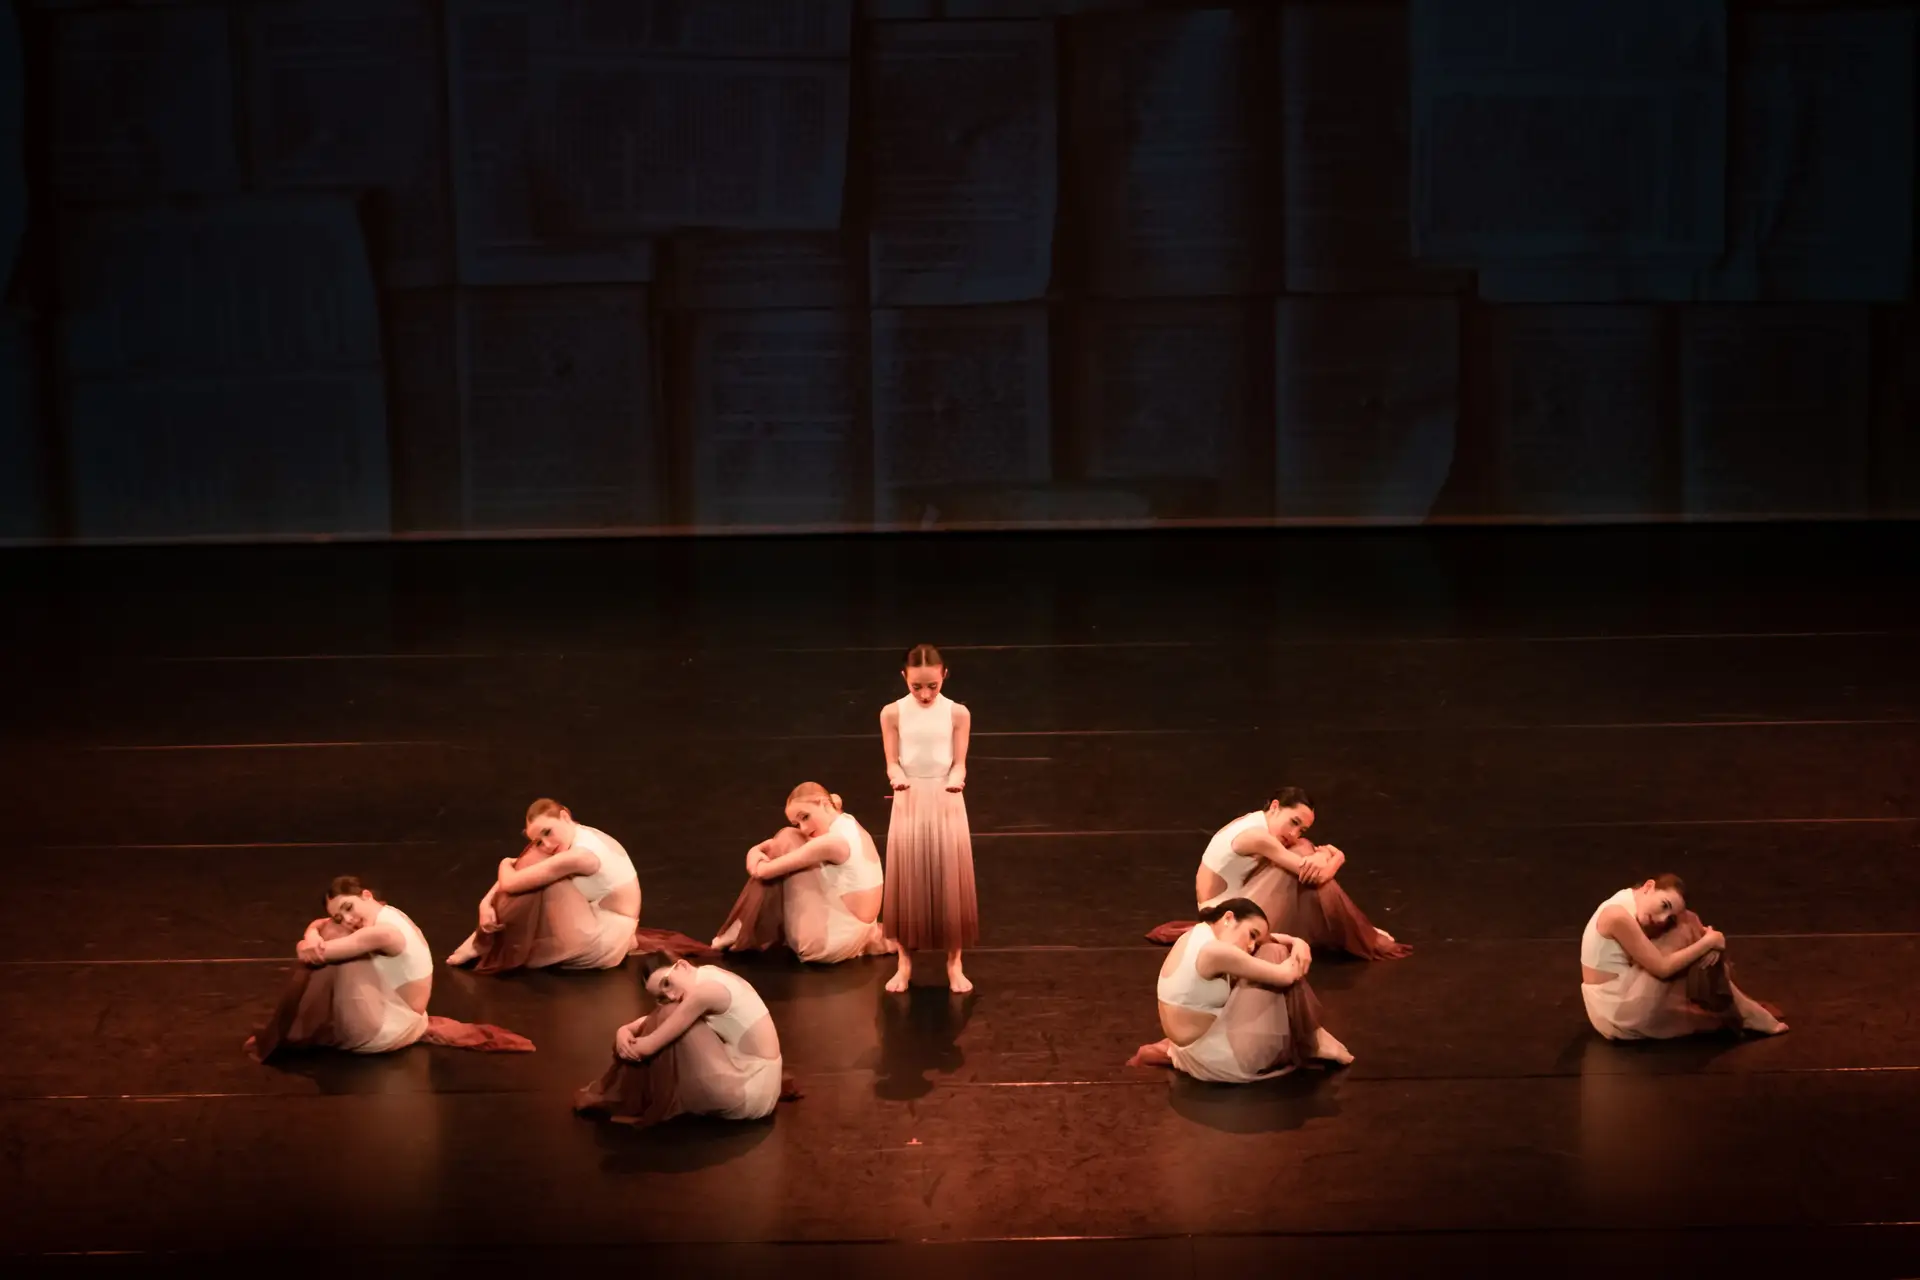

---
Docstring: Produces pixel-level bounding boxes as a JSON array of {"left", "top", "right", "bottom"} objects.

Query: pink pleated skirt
[{"left": 882, "top": 779, "right": 979, "bottom": 952}]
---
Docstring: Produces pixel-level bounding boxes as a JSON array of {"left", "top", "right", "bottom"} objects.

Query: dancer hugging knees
[
  {"left": 574, "top": 952, "right": 797, "bottom": 1127},
  {"left": 448, "top": 798, "right": 643, "bottom": 974},
  {"left": 247, "top": 876, "right": 532, "bottom": 1061},
  {"left": 1581, "top": 874, "right": 1786, "bottom": 1041},
  {"left": 879, "top": 644, "right": 979, "bottom": 994},
  {"left": 1131, "top": 898, "right": 1352, "bottom": 1083},
  {"left": 713, "top": 782, "right": 891, "bottom": 964},
  {"left": 1150, "top": 787, "right": 1409, "bottom": 961}
]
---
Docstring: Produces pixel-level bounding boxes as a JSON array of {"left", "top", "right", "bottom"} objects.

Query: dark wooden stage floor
[{"left": 3, "top": 525, "right": 1918, "bottom": 1277}]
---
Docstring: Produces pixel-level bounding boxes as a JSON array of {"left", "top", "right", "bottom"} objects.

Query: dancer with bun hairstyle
[
  {"left": 1581, "top": 874, "right": 1786, "bottom": 1041},
  {"left": 880, "top": 644, "right": 979, "bottom": 993},
  {"left": 247, "top": 876, "right": 533, "bottom": 1062},
  {"left": 712, "top": 781, "right": 891, "bottom": 964}
]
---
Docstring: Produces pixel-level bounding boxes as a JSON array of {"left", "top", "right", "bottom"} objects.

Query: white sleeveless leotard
[
  {"left": 895, "top": 694, "right": 956, "bottom": 779},
  {"left": 1581, "top": 888, "right": 1639, "bottom": 975},
  {"left": 356, "top": 904, "right": 433, "bottom": 1054},
  {"left": 698, "top": 966, "right": 772, "bottom": 1048},
  {"left": 1200, "top": 811, "right": 1268, "bottom": 901},
  {"left": 817, "top": 811, "right": 883, "bottom": 898},
  {"left": 1157, "top": 923, "right": 1231, "bottom": 1014},
  {"left": 368, "top": 904, "right": 433, "bottom": 990},
  {"left": 694, "top": 965, "right": 781, "bottom": 1120},
  {"left": 569, "top": 824, "right": 638, "bottom": 904}
]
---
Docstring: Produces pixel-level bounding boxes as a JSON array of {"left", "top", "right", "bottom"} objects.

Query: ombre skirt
[{"left": 881, "top": 779, "right": 979, "bottom": 952}]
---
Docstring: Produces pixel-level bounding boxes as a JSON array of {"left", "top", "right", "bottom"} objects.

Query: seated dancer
[
  {"left": 449, "top": 798, "right": 702, "bottom": 974},
  {"left": 712, "top": 782, "right": 891, "bottom": 964},
  {"left": 247, "top": 876, "right": 533, "bottom": 1062},
  {"left": 1582, "top": 874, "right": 1786, "bottom": 1041},
  {"left": 1149, "top": 787, "right": 1410, "bottom": 960},
  {"left": 1130, "top": 898, "right": 1352, "bottom": 1082},
  {"left": 574, "top": 951, "right": 799, "bottom": 1127}
]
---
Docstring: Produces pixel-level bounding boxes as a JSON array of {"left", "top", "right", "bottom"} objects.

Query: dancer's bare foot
[
  {"left": 1734, "top": 990, "right": 1787, "bottom": 1035},
  {"left": 886, "top": 953, "right": 912, "bottom": 993},
  {"left": 947, "top": 964, "right": 973, "bottom": 995},
  {"left": 447, "top": 934, "right": 480, "bottom": 967},
  {"left": 1312, "top": 1027, "right": 1355, "bottom": 1065},
  {"left": 243, "top": 1035, "right": 262, "bottom": 1062},
  {"left": 1375, "top": 928, "right": 1396, "bottom": 945},
  {"left": 711, "top": 920, "right": 741, "bottom": 951}
]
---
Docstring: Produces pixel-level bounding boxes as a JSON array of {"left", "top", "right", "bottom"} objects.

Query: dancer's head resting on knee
[
  {"left": 524, "top": 798, "right": 578, "bottom": 855},
  {"left": 1630, "top": 873, "right": 1687, "bottom": 932},
  {"left": 902, "top": 643, "right": 946, "bottom": 708},
  {"left": 1198, "top": 897, "right": 1269, "bottom": 952},
  {"left": 637, "top": 950, "right": 698, "bottom": 1002},
  {"left": 1264, "top": 787, "right": 1315, "bottom": 846},
  {"left": 324, "top": 875, "right": 383, "bottom": 931},
  {"left": 785, "top": 781, "right": 845, "bottom": 838}
]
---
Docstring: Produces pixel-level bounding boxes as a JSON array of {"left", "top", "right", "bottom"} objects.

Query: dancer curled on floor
[
  {"left": 448, "top": 798, "right": 706, "bottom": 973},
  {"left": 879, "top": 644, "right": 979, "bottom": 993},
  {"left": 1130, "top": 898, "right": 1352, "bottom": 1082},
  {"left": 712, "top": 782, "right": 891, "bottom": 964},
  {"left": 1581, "top": 874, "right": 1786, "bottom": 1041},
  {"left": 1149, "top": 788, "right": 1410, "bottom": 960},
  {"left": 247, "top": 876, "right": 533, "bottom": 1061},
  {"left": 574, "top": 952, "right": 798, "bottom": 1127}
]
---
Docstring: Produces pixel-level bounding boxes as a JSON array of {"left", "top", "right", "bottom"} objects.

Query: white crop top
[
  {"left": 1200, "top": 811, "right": 1268, "bottom": 895},
  {"left": 817, "top": 811, "right": 883, "bottom": 898},
  {"left": 367, "top": 904, "right": 433, "bottom": 989},
  {"left": 894, "top": 694, "right": 956, "bottom": 779},
  {"left": 1156, "top": 923, "right": 1232, "bottom": 1014},
  {"left": 570, "top": 824, "right": 639, "bottom": 904},
  {"left": 1581, "top": 888, "right": 1639, "bottom": 975},
  {"left": 698, "top": 966, "right": 772, "bottom": 1048}
]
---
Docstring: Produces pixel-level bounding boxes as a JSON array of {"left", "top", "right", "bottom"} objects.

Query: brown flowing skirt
[
  {"left": 715, "top": 827, "right": 807, "bottom": 954},
  {"left": 882, "top": 780, "right": 978, "bottom": 952},
  {"left": 247, "top": 961, "right": 533, "bottom": 1062},
  {"left": 573, "top": 1012, "right": 800, "bottom": 1128},
  {"left": 1148, "top": 862, "right": 1411, "bottom": 960},
  {"left": 473, "top": 877, "right": 717, "bottom": 973}
]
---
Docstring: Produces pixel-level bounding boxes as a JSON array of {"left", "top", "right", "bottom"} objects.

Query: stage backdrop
[{"left": 2, "top": 0, "right": 1917, "bottom": 543}]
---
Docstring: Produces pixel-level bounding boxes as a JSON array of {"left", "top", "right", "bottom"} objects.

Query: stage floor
[{"left": 4, "top": 525, "right": 1918, "bottom": 1277}]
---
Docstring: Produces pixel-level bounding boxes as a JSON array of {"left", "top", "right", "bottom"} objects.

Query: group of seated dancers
[
  {"left": 247, "top": 645, "right": 1785, "bottom": 1130},
  {"left": 249, "top": 784, "right": 1789, "bottom": 1127}
]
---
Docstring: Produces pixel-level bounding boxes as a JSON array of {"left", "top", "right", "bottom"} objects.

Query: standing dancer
[
  {"left": 880, "top": 644, "right": 979, "bottom": 993},
  {"left": 1581, "top": 874, "right": 1787, "bottom": 1040},
  {"left": 712, "top": 781, "right": 891, "bottom": 964},
  {"left": 1149, "top": 788, "right": 1410, "bottom": 960},
  {"left": 1130, "top": 898, "right": 1352, "bottom": 1082},
  {"left": 247, "top": 876, "right": 533, "bottom": 1061},
  {"left": 574, "top": 952, "right": 798, "bottom": 1127}
]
